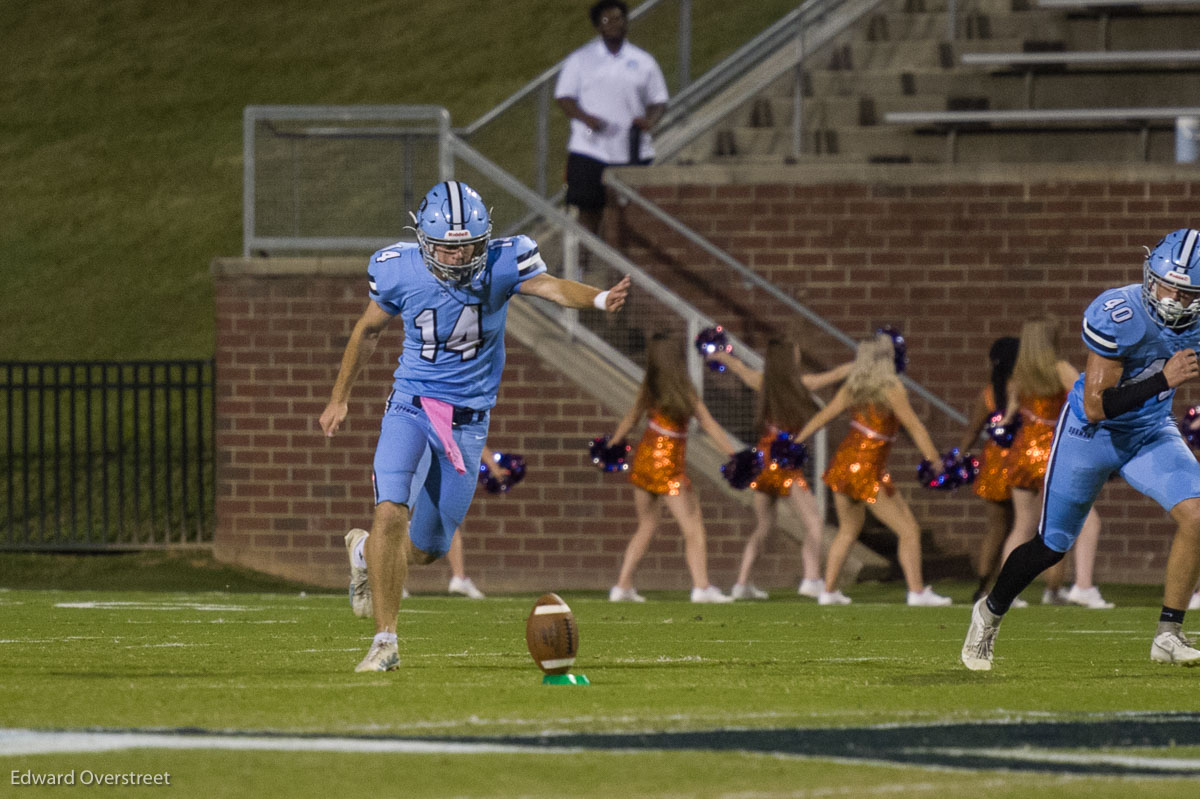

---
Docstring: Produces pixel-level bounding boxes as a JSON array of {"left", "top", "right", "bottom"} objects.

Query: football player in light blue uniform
[
  {"left": 964, "top": 228, "right": 1200, "bottom": 670},
  {"left": 320, "top": 181, "right": 631, "bottom": 672}
]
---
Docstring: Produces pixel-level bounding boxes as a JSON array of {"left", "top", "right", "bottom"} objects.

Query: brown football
[{"left": 525, "top": 593, "right": 579, "bottom": 675}]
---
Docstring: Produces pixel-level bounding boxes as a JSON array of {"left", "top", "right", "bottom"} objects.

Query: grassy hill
[{"left": 2, "top": 0, "right": 797, "bottom": 361}]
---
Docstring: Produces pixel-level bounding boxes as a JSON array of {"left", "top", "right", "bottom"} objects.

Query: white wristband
[{"left": 592, "top": 290, "right": 610, "bottom": 311}]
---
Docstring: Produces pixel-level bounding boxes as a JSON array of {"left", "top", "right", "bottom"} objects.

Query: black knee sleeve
[{"left": 986, "top": 536, "right": 1066, "bottom": 615}]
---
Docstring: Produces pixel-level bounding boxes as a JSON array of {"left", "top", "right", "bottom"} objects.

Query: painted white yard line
[{"left": 0, "top": 729, "right": 564, "bottom": 757}]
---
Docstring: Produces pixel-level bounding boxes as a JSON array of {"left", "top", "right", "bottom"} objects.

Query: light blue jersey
[
  {"left": 1041, "top": 283, "right": 1200, "bottom": 552},
  {"left": 368, "top": 235, "right": 547, "bottom": 410},
  {"left": 366, "top": 234, "right": 546, "bottom": 556},
  {"left": 1068, "top": 283, "right": 1200, "bottom": 434}
]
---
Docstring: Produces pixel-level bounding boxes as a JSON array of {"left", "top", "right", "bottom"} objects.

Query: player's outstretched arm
[
  {"left": 319, "top": 302, "right": 394, "bottom": 437},
  {"left": 520, "top": 273, "right": 630, "bottom": 312}
]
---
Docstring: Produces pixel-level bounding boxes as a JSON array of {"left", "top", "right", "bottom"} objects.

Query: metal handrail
[
  {"left": 604, "top": 173, "right": 968, "bottom": 426},
  {"left": 446, "top": 131, "right": 834, "bottom": 516}
]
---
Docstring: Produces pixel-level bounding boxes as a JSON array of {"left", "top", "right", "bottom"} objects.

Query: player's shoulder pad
[
  {"left": 1081, "top": 284, "right": 1146, "bottom": 357},
  {"left": 367, "top": 241, "right": 418, "bottom": 308},
  {"left": 491, "top": 234, "right": 546, "bottom": 278}
]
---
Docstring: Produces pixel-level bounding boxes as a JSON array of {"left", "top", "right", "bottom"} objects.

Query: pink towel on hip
[{"left": 420, "top": 396, "right": 467, "bottom": 474}]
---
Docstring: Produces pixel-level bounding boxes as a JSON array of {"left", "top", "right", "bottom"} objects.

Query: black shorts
[{"left": 565, "top": 152, "right": 608, "bottom": 212}]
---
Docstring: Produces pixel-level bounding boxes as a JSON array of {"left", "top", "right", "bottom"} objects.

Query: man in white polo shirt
[{"left": 554, "top": 0, "right": 668, "bottom": 236}]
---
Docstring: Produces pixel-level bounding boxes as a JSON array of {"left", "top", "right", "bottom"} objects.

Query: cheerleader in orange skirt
[
  {"left": 708, "top": 339, "right": 852, "bottom": 600},
  {"left": 794, "top": 333, "right": 951, "bottom": 606},
  {"left": 997, "top": 318, "right": 1111, "bottom": 608},
  {"left": 957, "top": 337, "right": 1019, "bottom": 602},
  {"left": 608, "top": 333, "right": 739, "bottom": 604}
]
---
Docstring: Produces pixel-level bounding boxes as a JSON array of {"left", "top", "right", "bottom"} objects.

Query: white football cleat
[
  {"left": 608, "top": 585, "right": 646, "bottom": 603},
  {"left": 344, "top": 528, "right": 373, "bottom": 618},
  {"left": 817, "top": 589, "right": 852, "bottom": 606},
  {"left": 1041, "top": 587, "right": 1069, "bottom": 605},
  {"left": 354, "top": 639, "right": 399, "bottom": 673},
  {"left": 731, "top": 583, "right": 769, "bottom": 600},
  {"left": 1066, "top": 585, "right": 1114, "bottom": 609},
  {"left": 690, "top": 585, "right": 733, "bottom": 604},
  {"left": 1151, "top": 629, "right": 1200, "bottom": 665},
  {"left": 907, "top": 586, "right": 952, "bottom": 607},
  {"left": 448, "top": 576, "right": 485, "bottom": 599},
  {"left": 1188, "top": 592, "right": 1200, "bottom": 611},
  {"left": 961, "top": 597, "right": 1002, "bottom": 671},
  {"left": 798, "top": 578, "right": 825, "bottom": 598}
]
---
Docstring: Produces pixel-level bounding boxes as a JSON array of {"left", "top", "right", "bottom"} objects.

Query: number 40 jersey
[
  {"left": 1068, "top": 282, "right": 1200, "bottom": 436},
  {"left": 367, "top": 235, "right": 547, "bottom": 410}
]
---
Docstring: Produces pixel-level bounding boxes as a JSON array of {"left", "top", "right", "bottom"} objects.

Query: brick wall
[
  {"left": 609, "top": 163, "right": 1200, "bottom": 586},
  {"left": 213, "top": 165, "right": 1198, "bottom": 591},
  {"left": 211, "top": 262, "right": 799, "bottom": 592}
]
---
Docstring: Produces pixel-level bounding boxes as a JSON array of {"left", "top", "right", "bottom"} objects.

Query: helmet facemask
[
  {"left": 1142, "top": 229, "right": 1200, "bottom": 330},
  {"left": 411, "top": 217, "right": 491, "bottom": 286},
  {"left": 1142, "top": 265, "right": 1200, "bottom": 330}
]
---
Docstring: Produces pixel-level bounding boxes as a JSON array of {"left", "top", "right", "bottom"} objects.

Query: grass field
[
  {"left": 2, "top": 564, "right": 1199, "bottom": 798},
  {"left": 4, "top": 0, "right": 805, "bottom": 362}
]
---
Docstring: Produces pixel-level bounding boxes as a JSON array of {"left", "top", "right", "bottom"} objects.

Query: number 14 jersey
[{"left": 367, "top": 235, "right": 547, "bottom": 410}]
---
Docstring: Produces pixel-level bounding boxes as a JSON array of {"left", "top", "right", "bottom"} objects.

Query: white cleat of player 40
[
  {"left": 354, "top": 639, "right": 399, "bottom": 673},
  {"left": 1151, "top": 630, "right": 1200, "bottom": 665},
  {"left": 345, "top": 528, "right": 373, "bottom": 618},
  {"left": 961, "top": 598, "right": 1002, "bottom": 671}
]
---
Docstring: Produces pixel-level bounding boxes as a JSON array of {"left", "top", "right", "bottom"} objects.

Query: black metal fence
[{"left": 1, "top": 361, "right": 216, "bottom": 550}]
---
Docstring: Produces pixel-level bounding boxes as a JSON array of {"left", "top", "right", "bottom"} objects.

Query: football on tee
[{"left": 525, "top": 593, "right": 579, "bottom": 675}]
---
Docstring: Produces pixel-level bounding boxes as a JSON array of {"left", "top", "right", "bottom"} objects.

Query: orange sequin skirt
[
  {"left": 973, "top": 440, "right": 1012, "bottom": 502},
  {"left": 823, "top": 431, "right": 894, "bottom": 504},
  {"left": 751, "top": 460, "right": 808, "bottom": 497},
  {"left": 629, "top": 427, "right": 689, "bottom": 496},
  {"left": 1007, "top": 419, "right": 1055, "bottom": 491}
]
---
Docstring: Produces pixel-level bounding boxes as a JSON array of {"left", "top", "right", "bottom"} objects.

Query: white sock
[
  {"left": 373, "top": 632, "right": 397, "bottom": 646},
  {"left": 352, "top": 534, "right": 368, "bottom": 570}
]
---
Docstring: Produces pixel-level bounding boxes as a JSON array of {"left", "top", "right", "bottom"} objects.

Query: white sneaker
[
  {"left": 1151, "top": 628, "right": 1200, "bottom": 665},
  {"left": 690, "top": 585, "right": 734, "bottom": 604},
  {"left": 1189, "top": 592, "right": 1200, "bottom": 611},
  {"left": 1041, "top": 587, "right": 1069, "bottom": 606},
  {"left": 731, "top": 583, "right": 769, "bottom": 600},
  {"left": 344, "top": 528, "right": 372, "bottom": 618},
  {"left": 609, "top": 586, "right": 646, "bottom": 603},
  {"left": 448, "top": 576, "right": 485, "bottom": 599},
  {"left": 961, "top": 598, "right": 1002, "bottom": 671},
  {"left": 1010, "top": 597, "right": 1029, "bottom": 609},
  {"left": 907, "top": 586, "right": 952, "bottom": 607},
  {"left": 798, "top": 578, "right": 825, "bottom": 598},
  {"left": 354, "top": 639, "right": 399, "bottom": 673},
  {"left": 818, "top": 589, "right": 852, "bottom": 606},
  {"left": 1066, "top": 584, "right": 1114, "bottom": 609}
]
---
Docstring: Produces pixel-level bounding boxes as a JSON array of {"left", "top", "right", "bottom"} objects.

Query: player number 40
[
  {"left": 415, "top": 305, "right": 482, "bottom": 362},
  {"left": 1102, "top": 298, "right": 1134, "bottom": 323}
]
